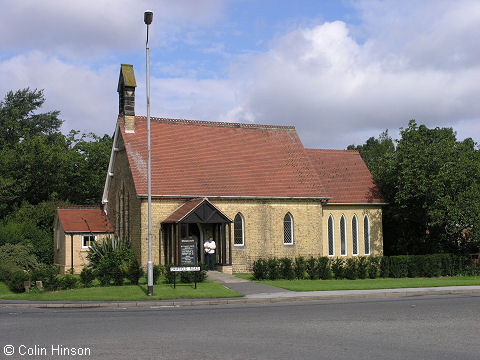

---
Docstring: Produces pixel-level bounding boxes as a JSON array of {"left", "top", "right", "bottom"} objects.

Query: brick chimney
[{"left": 117, "top": 64, "right": 137, "bottom": 132}]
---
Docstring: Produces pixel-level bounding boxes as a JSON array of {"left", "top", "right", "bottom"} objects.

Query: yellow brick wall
[
  {"left": 55, "top": 232, "right": 112, "bottom": 274},
  {"left": 322, "top": 205, "right": 383, "bottom": 258}
]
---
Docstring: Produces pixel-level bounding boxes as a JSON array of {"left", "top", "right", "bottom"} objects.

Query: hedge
[{"left": 251, "top": 254, "right": 478, "bottom": 281}]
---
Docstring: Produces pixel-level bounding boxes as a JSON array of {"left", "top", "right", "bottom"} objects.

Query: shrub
[
  {"left": 30, "top": 264, "right": 59, "bottom": 291},
  {"left": 279, "top": 258, "right": 295, "bottom": 280},
  {"left": 87, "top": 236, "right": 131, "bottom": 268},
  {"left": 317, "top": 257, "right": 331, "bottom": 280},
  {"left": 126, "top": 258, "right": 144, "bottom": 285},
  {"left": 96, "top": 252, "right": 125, "bottom": 286},
  {"left": 252, "top": 258, "right": 268, "bottom": 280},
  {"left": 380, "top": 256, "right": 390, "bottom": 277},
  {"left": 80, "top": 267, "right": 95, "bottom": 287},
  {"left": 388, "top": 256, "right": 409, "bottom": 278},
  {"left": 367, "top": 257, "right": 380, "bottom": 279},
  {"left": 5, "top": 266, "right": 30, "bottom": 293},
  {"left": 58, "top": 274, "right": 78, "bottom": 290},
  {"left": 267, "top": 258, "right": 280, "bottom": 280},
  {"left": 357, "top": 257, "right": 368, "bottom": 279},
  {"left": 306, "top": 257, "right": 317, "bottom": 280},
  {"left": 153, "top": 264, "right": 164, "bottom": 284},
  {"left": 0, "top": 243, "right": 39, "bottom": 271},
  {"left": 331, "top": 258, "right": 344, "bottom": 279},
  {"left": 344, "top": 258, "right": 358, "bottom": 280},
  {"left": 294, "top": 257, "right": 307, "bottom": 279}
]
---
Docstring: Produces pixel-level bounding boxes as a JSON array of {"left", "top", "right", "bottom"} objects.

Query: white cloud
[
  {"left": 219, "top": 2, "right": 480, "bottom": 148},
  {"left": 0, "top": 0, "right": 227, "bottom": 58}
]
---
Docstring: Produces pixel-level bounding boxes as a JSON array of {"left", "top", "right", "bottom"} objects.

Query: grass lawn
[
  {"left": 234, "top": 274, "right": 480, "bottom": 292},
  {"left": 0, "top": 280, "right": 242, "bottom": 301}
]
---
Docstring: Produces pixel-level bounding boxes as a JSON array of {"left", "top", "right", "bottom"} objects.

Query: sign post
[{"left": 171, "top": 237, "right": 200, "bottom": 288}]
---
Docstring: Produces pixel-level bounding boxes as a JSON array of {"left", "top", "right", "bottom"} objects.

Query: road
[{"left": 1, "top": 294, "right": 479, "bottom": 360}]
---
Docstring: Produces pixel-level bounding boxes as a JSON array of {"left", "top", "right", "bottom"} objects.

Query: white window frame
[
  {"left": 364, "top": 215, "right": 371, "bottom": 255},
  {"left": 233, "top": 212, "right": 245, "bottom": 246},
  {"left": 82, "top": 234, "right": 97, "bottom": 249},
  {"left": 352, "top": 215, "right": 359, "bottom": 256},
  {"left": 328, "top": 215, "right": 335, "bottom": 256},
  {"left": 340, "top": 214, "right": 347, "bottom": 256},
  {"left": 283, "top": 213, "right": 294, "bottom": 245}
]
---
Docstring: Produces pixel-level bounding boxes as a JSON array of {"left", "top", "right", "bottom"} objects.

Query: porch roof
[{"left": 162, "top": 198, "right": 232, "bottom": 224}]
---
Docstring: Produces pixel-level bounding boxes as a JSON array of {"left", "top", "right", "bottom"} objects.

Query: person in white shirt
[{"left": 204, "top": 237, "right": 216, "bottom": 271}]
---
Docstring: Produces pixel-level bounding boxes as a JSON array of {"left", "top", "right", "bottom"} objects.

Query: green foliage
[
  {"left": 87, "top": 236, "right": 131, "bottom": 268},
  {"left": 95, "top": 251, "right": 127, "bottom": 286},
  {"left": 5, "top": 267, "right": 30, "bottom": 293},
  {"left": 58, "top": 274, "right": 78, "bottom": 290},
  {"left": 279, "top": 258, "right": 295, "bottom": 280},
  {"left": 350, "top": 121, "right": 480, "bottom": 255},
  {"left": 317, "top": 257, "right": 331, "bottom": 280},
  {"left": 344, "top": 258, "right": 358, "bottom": 280},
  {"left": 367, "top": 257, "right": 381, "bottom": 279},
  {"left": 0, "top": 243, "right": 39, "bottom": 271},
  {"left": 306, "top": 257, "right": 318, "bottom": 280},
  {"left": 266, "top": 258, "right": 280, "bottom": 280},
  {"left": 153, "top": 265, "right": 164, "bottom": 285},
  {"left": 80, "top": 267, "right": 95, "bottom": 288},
  {"left": 294, "top": 256, "right": 307, "bottom": 279},
  {"left": 331, "top": 258, "right": 344, "bottom": 279},
  {"left": 252, "top": 258, "right": 268, "bottom": 280},
  {"left": 356, "top": 257, "right": 368, "bottom": 279},
  {"left": 126, "top": 258, "right": 144, "bottom": 285},
  {"left": 30, "top": 264, "right": 59, "bottom": 291}
]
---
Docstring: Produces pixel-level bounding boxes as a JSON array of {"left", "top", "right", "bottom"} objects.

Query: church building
[{"left": 55, "top": 64, "right": 385, "bottom": 274}]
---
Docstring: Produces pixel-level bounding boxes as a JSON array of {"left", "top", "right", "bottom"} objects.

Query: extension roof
[
  {"left": 119, "top": 117, "right": 328, "bottom": 199},
  {"left": 305, "top": 149, "right": 384, "bottom": 204},
  {"left": 57, "top": 206, "right": 114, "bottom": 233}
]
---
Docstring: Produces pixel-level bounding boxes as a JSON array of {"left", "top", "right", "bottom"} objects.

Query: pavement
[{"left": 1, "top": 271, "right": 480, "bottom": 309}]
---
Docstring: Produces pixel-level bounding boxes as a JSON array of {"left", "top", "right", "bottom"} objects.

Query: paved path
[{"left": 206, "top": 271, "right": 294, "bottom": 296}]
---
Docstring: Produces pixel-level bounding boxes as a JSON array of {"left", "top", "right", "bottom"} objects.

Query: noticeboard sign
[{"left": 180, "top": 238, "right": 197, "bottom": 265}]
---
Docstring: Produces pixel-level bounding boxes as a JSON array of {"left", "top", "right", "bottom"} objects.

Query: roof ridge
[
  {"left": 57, "top": 205, "right": 102, "bottom": 210},
  {"left": 305, "top": 148, "right": 359, "bottom": 153},
  {"left": 133, "top": 116, "right": 296, "bottom": 130}
]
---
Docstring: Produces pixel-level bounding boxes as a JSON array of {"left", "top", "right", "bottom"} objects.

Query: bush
[
  {"left": 380, "top": 256, "right": 390, "bottom": 277},
  {"left": 294, "top": 257, "right": 307, "bottom": 279},
  {"left": 96, "top": 252, "right": 125, "bottom": 286},
  {"left": 153, "top": 264, "right": 164, "bottom": 284},
  {"left": 126, "top": 258, "right": 144, "bottom": 285},
  {"left": 253, "top": 259, "right": 268, "bottom": 280},
  {"left": 331, "top": 258, "right": 344, "bottom": 279},
  {"left": 58, "top": 274, "right": 78, "bottom": 290},
  {"left": 306, "top": 257, "right": 318, "bottom": 280},
  {"left": 357, "top": 257, "right": 368, "bottom": 279},
  {"left": 30, "top": 264, "right": 59, "bottom": 291},
  {"left": 0, "top": 243, "right": 39, "bottom": 271},
  {"left": 87, "top": 236, "right": 131, "bottom": 268},
  {"left": 279, "top": 258, "right": 295, "bottom": 280},
  {"left": 5, "top": 266, "right": 30, "bottom": 293},
  {"left": 267, "top": 258, "right": 280, "bottom": 280},
  {"left": 388, "top": 256, "right": 409, "bottom": 278},
  {"left": 344, "top": 258, "right": 358, "bottom": 280},
  {"left": 317, "top": 257, "right": 331, "bottom": 280},
  {"left": 367, "top": 257, "right": 380, "bottom": 279},
  {"left": 80, "top": 267, "right": 95, "bottom": 287}
]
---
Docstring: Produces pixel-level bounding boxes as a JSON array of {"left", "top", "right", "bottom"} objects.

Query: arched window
[
  {"left": 340, "top": 215, "right": 347, "bottom": 256},
  {"left": 352, "top": 215, "right": 358, "bottom": 256},
  {"left": 234, "top": 213, "right": 245, "bottom": 246},
  {"left": 364, "top": 215, "right": 370, "bottom": 255},
  {"left": 283, "top": 213, "right": 293, "bottom": 245},
  {"left": 328, "top": 215, "right": 334, "bottom": 256}
]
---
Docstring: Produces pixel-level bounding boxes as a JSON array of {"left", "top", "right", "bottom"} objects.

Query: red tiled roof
[
  {"left": 120, "top": 117, "right": 327, "bottom": 198},
  {"left": 305, "top": 149, "right": 384, "bottom": 204},
  {"left": 163, "top": 198, "right": 205, "bottom": 223},
  {"left": 57, "top": 206, "right": 114, "bottom": 233}
]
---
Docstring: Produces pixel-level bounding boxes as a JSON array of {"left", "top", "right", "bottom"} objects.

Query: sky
[{"left": 1, "top": 0, "right": 479, "bottom": 149}]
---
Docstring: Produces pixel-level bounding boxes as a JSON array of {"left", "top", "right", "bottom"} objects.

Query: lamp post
[{"left": 144, "top": 10, "right": 154, "bottom": 296}]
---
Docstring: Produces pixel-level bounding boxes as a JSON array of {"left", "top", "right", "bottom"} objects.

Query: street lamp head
[{"left": 144, "top": 10, "right": 153, "bottom": 25}]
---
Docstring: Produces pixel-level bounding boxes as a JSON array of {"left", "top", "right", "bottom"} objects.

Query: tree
[
  {"left": 0, "top": 88, "right": 62, "bottom": 149},
  {"left": 350, "top": 120, "right": 480, "bottom": 255}
]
